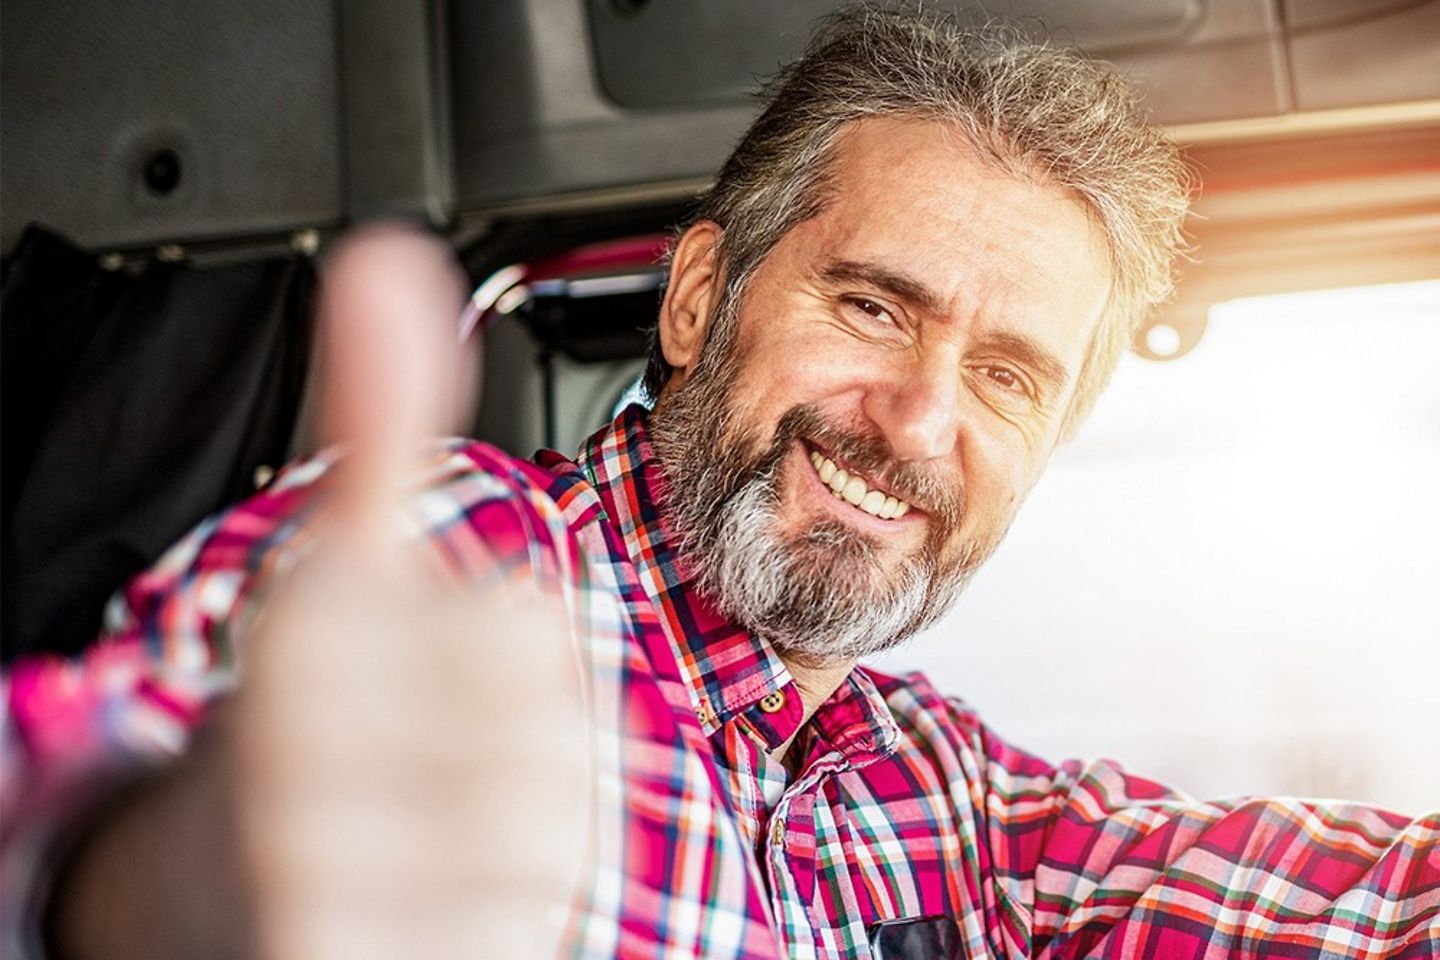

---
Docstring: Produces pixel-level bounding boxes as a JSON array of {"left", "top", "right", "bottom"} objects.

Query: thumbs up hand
[{"left": 229, "top": 225, "right": 590, "bottom": 960}]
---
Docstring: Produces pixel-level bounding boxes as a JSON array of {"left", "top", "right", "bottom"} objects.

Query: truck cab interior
[{"left": 3, "top": 0, "right": 1438, "bottom": 808}]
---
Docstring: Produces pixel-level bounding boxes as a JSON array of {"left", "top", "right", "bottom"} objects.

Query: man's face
[{"left": 651, "top": 117, "right": 1113, "bottom": 662}]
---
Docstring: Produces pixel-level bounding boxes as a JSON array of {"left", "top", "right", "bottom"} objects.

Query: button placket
[{"left": 763, "top": 789, "right": 822, "bottom": 952}]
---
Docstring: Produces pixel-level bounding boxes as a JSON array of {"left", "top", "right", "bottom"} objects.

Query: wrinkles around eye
[
  {"left": 969, "top": 364, "right": 1035, "bottom": 403},
  {"left": 839, "top": 296, "right": 900, "bottom": 329}
]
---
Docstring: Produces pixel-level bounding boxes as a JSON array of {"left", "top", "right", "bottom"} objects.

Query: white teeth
[{"left": 806, "top": 449, "right": 913, "bottom": 521}]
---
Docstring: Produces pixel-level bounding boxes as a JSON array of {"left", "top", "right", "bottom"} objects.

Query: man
[{"left": 4, "top": 8, "right": 1437, "bottom": 959}]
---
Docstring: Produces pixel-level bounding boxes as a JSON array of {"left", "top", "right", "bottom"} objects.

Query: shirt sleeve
[
  {"left": 0, "top": 439, "right": 584, "bottom": 957},
  {"left": 961, "top": 706, "right": 1440, "bottom": 959}
]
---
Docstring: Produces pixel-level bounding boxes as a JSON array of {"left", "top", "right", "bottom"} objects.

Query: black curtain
[{"left": 2, "top": 226, "right": 314, "bottom": 662}]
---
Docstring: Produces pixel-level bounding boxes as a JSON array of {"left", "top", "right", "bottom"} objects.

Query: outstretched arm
[{"left": 961, "top": 707, "right": 1440, "bottom": 958}]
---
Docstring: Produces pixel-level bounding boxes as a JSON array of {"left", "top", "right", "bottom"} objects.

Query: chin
[{"left": 704, "top": 483, "right": 944, "bottom": 662}]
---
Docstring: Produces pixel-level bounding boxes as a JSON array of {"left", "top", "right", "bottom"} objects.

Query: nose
[{"left": 862, "top": 350, "right": 963, "bottom": 462}]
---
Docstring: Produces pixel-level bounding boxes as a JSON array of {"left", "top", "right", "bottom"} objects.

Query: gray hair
[{"left": 643, "top": 4, "right": 1192, "bottom": 439}]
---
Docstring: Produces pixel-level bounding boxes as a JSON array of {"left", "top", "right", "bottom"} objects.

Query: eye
[
  {"left": 840, "top": 295, "right": 898, "bottom": 327},
  {"left": 975, "top": 364, "right": 1026, "bottom": 394}
]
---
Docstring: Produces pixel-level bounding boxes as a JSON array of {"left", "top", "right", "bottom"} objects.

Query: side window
[{"left": 874, "top": 279, "right": 1440, "bottom": 812}]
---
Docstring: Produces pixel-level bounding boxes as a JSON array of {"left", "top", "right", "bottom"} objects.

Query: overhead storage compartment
[{"left": 3, "top": 0, "right": 1436, "bottom": 250}]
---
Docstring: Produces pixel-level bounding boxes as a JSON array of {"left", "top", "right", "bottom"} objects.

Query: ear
[{"left": 657, "top": 221, "right": 724, "bottom": 387}]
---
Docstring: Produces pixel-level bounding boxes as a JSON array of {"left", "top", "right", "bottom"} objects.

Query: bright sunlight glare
[{"left": 875, "top": 279, "right": 1440, "bottom": 813}]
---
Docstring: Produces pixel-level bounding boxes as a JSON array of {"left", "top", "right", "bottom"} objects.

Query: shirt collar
[{"left": 557, "top": 405, "right": 899, "bottom": 764}]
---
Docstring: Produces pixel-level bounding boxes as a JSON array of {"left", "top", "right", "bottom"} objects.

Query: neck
[{"left": 767, "top": 655, "right": 855, "bottom": 767}]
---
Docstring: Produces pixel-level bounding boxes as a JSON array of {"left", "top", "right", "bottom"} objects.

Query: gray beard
[
  {"left": 648, "top": 313, "right": 984, "bottom": 664},
  {"left": 703, "top": 469, "right": 946, "bottom": 661}
]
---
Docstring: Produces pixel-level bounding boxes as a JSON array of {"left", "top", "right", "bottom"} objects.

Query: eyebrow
[
  {"left": 817, "top": 258, "right": 1074, "bottom": 394},
  {"left": 816, "top": 259, "right": 945, "bottom": 315}
]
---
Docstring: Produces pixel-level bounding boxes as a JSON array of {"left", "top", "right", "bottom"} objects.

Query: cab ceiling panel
[
  {"left": 1283, "top": 0, "right": 1440, "bottom": 109},
  {"left": 589, "top": 0, "right": 1204, "bottom": 108},
  {"left": 0, "top": 0, "right": 344, "bottom": 251},
  {"left": 450, "top": 0, "right": 1295, "bottom": 213}
]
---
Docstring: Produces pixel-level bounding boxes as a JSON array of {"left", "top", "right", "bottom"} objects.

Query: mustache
[{"left": 771, "top": 405, "right": 965, "bottom": 529}]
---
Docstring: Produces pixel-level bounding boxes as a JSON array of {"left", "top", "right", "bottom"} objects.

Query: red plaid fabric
[{"left": 5, "top": 405, "right": 1438, "bottom": 958}]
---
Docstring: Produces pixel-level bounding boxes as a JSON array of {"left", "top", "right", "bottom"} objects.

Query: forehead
[{"left": 790, "top": 116, "right": 1112, "bottom": 358}]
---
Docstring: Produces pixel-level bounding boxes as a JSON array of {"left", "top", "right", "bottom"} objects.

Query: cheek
[
  {"left": 955, "top": 436, "right": 1040, "bottom": 537},
  {"left": 733, "top": 328, "right": 869, "bottom": 417}
]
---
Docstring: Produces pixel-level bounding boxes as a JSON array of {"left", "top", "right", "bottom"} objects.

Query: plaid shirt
[{"left": 4, "top": 405, "right": 1438, "bottom": 958}]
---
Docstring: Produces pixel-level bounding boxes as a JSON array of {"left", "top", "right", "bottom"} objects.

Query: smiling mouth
[{"left": 806, "top": 447, "right": 913, "bottom": 520}]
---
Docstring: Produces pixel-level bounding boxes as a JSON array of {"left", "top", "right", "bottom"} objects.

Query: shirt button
[
  {"left": 771, "top": 816, "right": 786, "bottom": 847},
  {"left": 695, "top": 700, "right": 715, "bottom": 725},
  {"left": 758, "top": 691, "right": 786, "bottom": 714}
]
